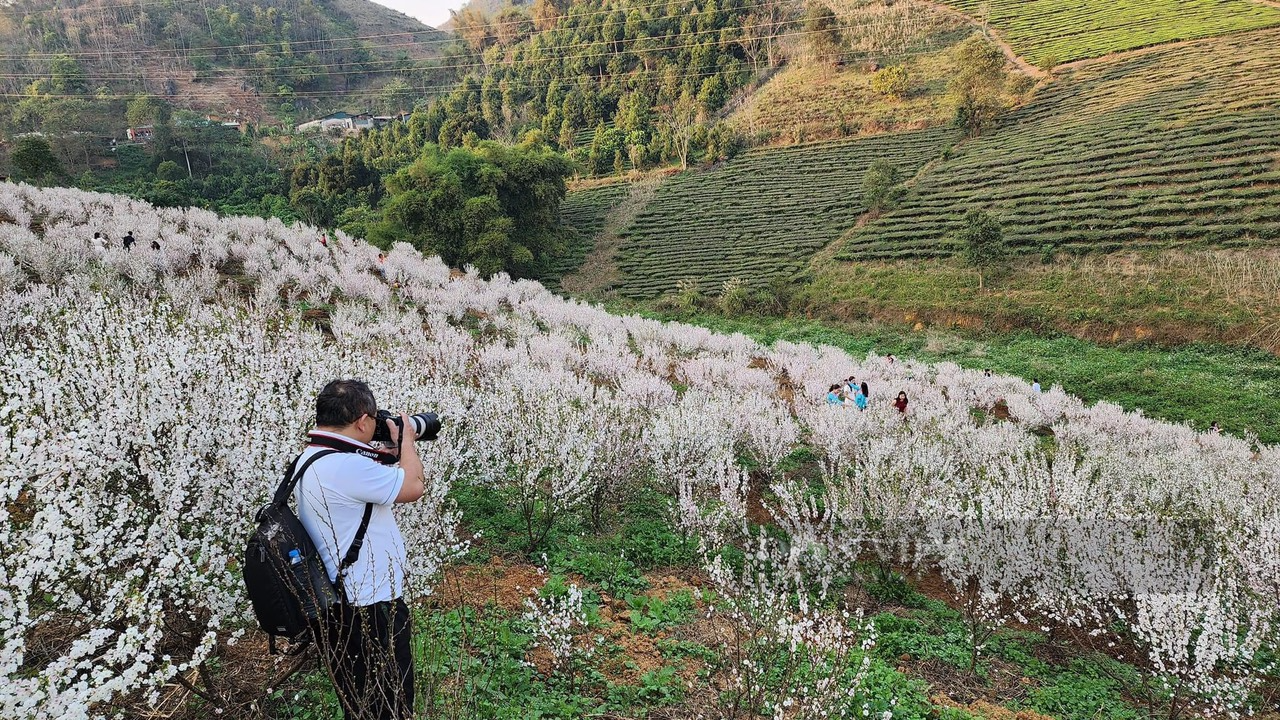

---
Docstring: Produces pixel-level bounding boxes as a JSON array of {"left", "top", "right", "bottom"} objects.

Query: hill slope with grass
[
  {"left": 605, "top": 126, "right": 958, "bottom": 298},
  {"left": 552, "top": 26, "right": 1280, "bottom": 297},
  {"left": 549, "top": 9, "right": 1280, "bottom": 357}
]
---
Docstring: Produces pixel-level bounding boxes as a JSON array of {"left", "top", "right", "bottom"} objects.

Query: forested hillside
[{"left": 0, "top": 0, "right": 448, "bottom": 127}]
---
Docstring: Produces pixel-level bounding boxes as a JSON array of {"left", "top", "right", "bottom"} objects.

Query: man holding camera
[{"left": 296, "top": 379, "right": 425, "bottom": 720}]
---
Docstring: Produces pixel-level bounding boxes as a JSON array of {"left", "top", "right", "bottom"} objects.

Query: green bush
[
  {"left": 871, "top": 66, "right": 911, "bottom": 99},
  {"left": 717, "top": 277, "right": 752, "bottom": 316},
  {"left": 155, "top": 160, "right": 184, "bottom": 181}
]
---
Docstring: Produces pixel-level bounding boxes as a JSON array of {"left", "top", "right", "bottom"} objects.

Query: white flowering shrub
[
  {"left": 702, "top": 539, "right": 885, "bottom": 720},
  {"left": 522, "top": 576, "right": 593, "bottom": 680},
  {"left": 0, "top": 183, "right": 1277, "bottom": 718}
]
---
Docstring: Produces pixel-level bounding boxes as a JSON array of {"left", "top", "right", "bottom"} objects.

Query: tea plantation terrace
[
  {"left": 840, "top": 30, "right": 1280, "bottom": 261},
  {"left": 609, "top": 126, "right": 957, "bottom": 298},
  {"left": 940, "top": 0, "right": 1280, "bottom": 66}
]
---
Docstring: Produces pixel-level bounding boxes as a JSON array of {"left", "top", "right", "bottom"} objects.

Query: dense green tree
[
  {"left": 950, "top": 35, "right": 1008, "bottom": 135},
  {"left": 805, "top": 1, "right": 843, "bottom": 66},
  {"left": 290, "top": 146, "right": 382, "bottom": 228},
  {"left": 871, "top": 66, "right": 910, "bottom": 99},
  {"left": 12, "top": 136, "right": 63, "bottom": 182},
  {"left": 156, "top": 160, "right": 184, "bottom": 181},
  {"left": 957, "top": 208, "right": 1006, "bottom": 290},
  {"left": 372, "top": 139, "right": 574, "bottom": 277},
  {"left": 379, "top": 78, "right": 415, "bottom": 115},
  {"left": 862, "top": 160, "right": 906, "bottom": 215},
  {"left": 49, "top": 54, "right": 86, "bottom": 94},
  {"left": 495, "top": 6, "right": 534, "bottom": 46}
]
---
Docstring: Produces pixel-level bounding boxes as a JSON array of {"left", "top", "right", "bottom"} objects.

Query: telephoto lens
[
  {"left": 371, "top": 410, "right": 442, "bottom": 443},
  {"left": 406, "top": 412, "right": 442, "bottom": 441}
]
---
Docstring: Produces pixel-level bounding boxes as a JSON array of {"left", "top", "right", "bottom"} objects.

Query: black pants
[{"left": 316, "top": 598, "right": 415, "bottom": 720}]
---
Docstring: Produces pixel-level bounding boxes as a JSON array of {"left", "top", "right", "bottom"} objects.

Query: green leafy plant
[{"left": 625, "top": 591, "right": 696, "bottom": 633}]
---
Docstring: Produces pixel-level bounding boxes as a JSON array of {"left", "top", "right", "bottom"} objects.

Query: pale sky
[{"left": 373, "top": 0, "right": 469, "bottom": 28}]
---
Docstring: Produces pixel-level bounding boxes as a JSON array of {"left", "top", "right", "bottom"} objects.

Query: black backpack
[{"left": 243, "top": 449, "right": 373, "bottom": 654}]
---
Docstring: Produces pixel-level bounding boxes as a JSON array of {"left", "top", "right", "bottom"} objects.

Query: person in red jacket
[{"left": 894, "top": 391, "right": 909, "bottom": 414}]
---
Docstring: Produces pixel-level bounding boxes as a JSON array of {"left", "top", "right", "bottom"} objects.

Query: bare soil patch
[{"left": 430, "top": 556, "right": 547, "bottom": 612}]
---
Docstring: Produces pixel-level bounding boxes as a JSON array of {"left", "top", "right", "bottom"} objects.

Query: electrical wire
[{"left": 0, "top": 22, "right": 956, "bottom": 99}]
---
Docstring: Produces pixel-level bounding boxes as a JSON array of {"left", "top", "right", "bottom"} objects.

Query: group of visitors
[
  {"left": 822, "top": 364, "right": 1226, "bottom": 435},
  {"left": 825, "top": 376, "right": 869, "bottom": 409},
  {"left": 825, "top": 375, "right": 910, "bottom": 414},
  {"left": 94, "top": 231, "right": 160, "bottom": 251}
]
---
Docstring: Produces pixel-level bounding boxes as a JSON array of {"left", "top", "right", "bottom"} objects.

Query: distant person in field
[
  {"left": 151, "top": 239, "right": 161, "bottom": 251},
  {"left": 1210, "top": 421, "right": 1222, "bottom": 434},
  {"left": 1032, "top": 379, "right": 1042, "bottom": 393},
  {"left": 894, "top": 391, "right": 909, "bottom": 414},
  {"left": 320, "top": 232, "right": 329, "bottom": 247},
  {"left": 122, "top": 232, "right": 136, "bottom": 250},
  {"left": 860, "top": 380, "right": 869, "bottom": 399},
  {"left": 826, "top": 384, "right": 843, "bottom": 405},
  {"left": 886, "top": 354, "right": 896, "bottom": 364},
  {"left": 844, "top": 376, "right": 857, "bottom": 396},
  {"left": 92, "top": 232, "right": 106, "bottom": 251},
  {"left": 984, "top": 368, "right": 992, "bottom": 378}
]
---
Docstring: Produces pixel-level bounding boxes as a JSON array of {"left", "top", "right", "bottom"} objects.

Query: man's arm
[{"left": 390, "top": 413, "right": 426, "bottom": 503}]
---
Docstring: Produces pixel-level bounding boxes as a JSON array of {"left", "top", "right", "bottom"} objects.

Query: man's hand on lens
[{"left": 384, "top": 412, "right": 420, "bottom": 453}]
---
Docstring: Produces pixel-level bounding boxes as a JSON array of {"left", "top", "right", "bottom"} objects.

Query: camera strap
[
  {"left": 336, "top": 503, "right": 374, "bottom": 595},
  {"left": 270, "top": 449, "right": 338, "bottom": 508},
  {"left": 281, "top": 441, "right": 381, "bottom": 600},
  {"left": 306, "top": 431, "right": 400, "bottom": 466}
]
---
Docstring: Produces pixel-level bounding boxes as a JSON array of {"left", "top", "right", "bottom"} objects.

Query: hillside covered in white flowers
[{"left": 2, "top": 184, "right": 1277, "bottom": 719}]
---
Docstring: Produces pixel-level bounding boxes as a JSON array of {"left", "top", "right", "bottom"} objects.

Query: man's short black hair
[{"left": 317, "top": 379, "right": 377, "bottom": 427}]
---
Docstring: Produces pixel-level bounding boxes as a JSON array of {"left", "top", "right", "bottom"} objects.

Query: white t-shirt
[{"left": 294, "top": 431, "right": 407, "bottom": 606}]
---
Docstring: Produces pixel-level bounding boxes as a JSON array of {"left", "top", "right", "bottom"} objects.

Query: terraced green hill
[
  {"left": 838, "top": 30, "right": 1280, "bottom": 262},
  {"left": 942, "top": 0, "right": 1280, "bottom": 66},
  {"left": 605, "top": 127, "right": 957, "bottom": 298},
  {"left": 542, "top": 183, "right": 629, "bottom": 291}
]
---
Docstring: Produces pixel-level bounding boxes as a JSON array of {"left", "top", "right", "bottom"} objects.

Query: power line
[
  {"left": 0, "top": 2, "right": 1226, "bottom": 86},
  {"left": 0, "top": 23, "right": 962, "bottom": 99},
  {"left": 0, "top": 35, "right": 957, "bottom": 104},
  {"left": 0, "top": 0, "right": 752, "bottom": 58},
  {"left": 0, "top": 8, "right": 801, "bottom": 75},
  {"left": 0, "top": 10, "right": 812, "bottom": 81}
]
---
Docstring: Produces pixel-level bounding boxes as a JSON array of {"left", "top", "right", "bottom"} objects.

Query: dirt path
[
  {"left": 560, "top": 175, "right": 662, "bottom": 295},
  {"left": 916, "top": 0, "right": 1047, "bottom": 78}
]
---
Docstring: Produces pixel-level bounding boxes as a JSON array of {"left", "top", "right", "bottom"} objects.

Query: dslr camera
[{"left": 371, "top": 410, "right": 441, "bottom": 444}]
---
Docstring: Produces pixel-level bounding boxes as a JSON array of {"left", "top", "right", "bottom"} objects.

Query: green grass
[
  {"left": 609, "top": 126, "right": 958, "bottom": 298},
  {"left": 942, "top": 0, "right": 1280, "bottom": 66},
  {"left": 798, "top": 250, "right": 1278, "bottom": 355},
  {"left": 628, "top": 308, "right": 1280, "bottom": 443},
  {"left": 839, "top": 30, "right": 1280, "bottom": 261}
]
